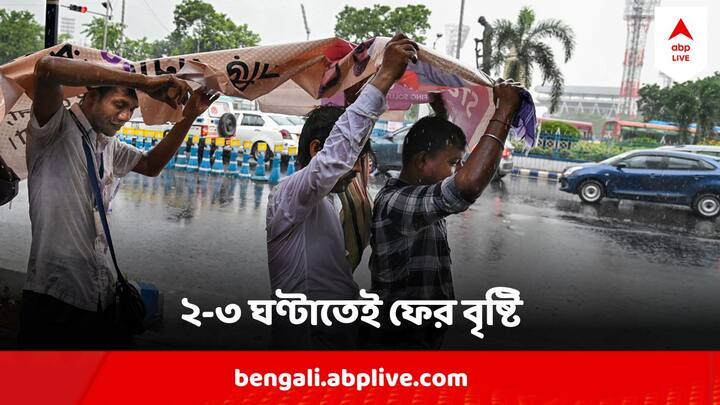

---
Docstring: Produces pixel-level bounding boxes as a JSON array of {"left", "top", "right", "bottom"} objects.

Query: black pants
[{"left": 18, "top": 290, "right": 133, "bottom": 349}]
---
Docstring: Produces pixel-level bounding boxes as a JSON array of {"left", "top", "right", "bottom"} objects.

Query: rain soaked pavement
[{"left": 1, "top": 169, "right": 719, "bottom": 349}]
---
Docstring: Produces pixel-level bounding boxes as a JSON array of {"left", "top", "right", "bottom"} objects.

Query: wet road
[{"left": 1, "top": 170, "right": 719, "bottom": 348}]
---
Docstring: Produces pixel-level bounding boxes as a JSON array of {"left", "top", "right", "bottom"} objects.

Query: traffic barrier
[
  {"left": 251, "top": 142, "right": 268, "bottom": 182},
  {"left": 144, "top": 134, "right": 153, "bottom": 152},
  {"left": 125, "top": 128, "right": 135, "bottom": 145},
  {"left": 175, "top": 137, "right": 188, "bottom": 169},
  {"left": 239, "top": 140, "right": 251, "bottom": 179},
  {"left": 286, "top": 145, "right": 297, "bottom": 176},
  {"left": 226, "top": 139, "right": 240, "bottom": 177},
  {"left": 138, "top": 131, "right": 146, "bottom": 149},
  {"left": 199, "top": 138, "right": 212, "bottom": 174},
  {"left": 268, "top": 144, "right": 283, "bottom": 184},
  {"left": 116, "top": 128, "right": 125, "bottom": 143},
  {"left": 211, "top": 138, "right": 225, "bottom": 175},
  {"left": 187, "top": 139, "right": 199, "bottom": 172},
  {"left": 165, "top": 145, "right": 176, "bottom": 170},
  {"left": 511, "top": 168, "right": 561, "bottom": 181}
]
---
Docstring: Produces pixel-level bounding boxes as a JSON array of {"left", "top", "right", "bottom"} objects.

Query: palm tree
[{"left": 490, "top": 7, "right": 575, "bottom": 113}]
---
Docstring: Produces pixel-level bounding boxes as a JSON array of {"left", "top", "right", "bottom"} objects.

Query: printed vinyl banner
[{"left": 0, "top": 37, "right": 514, "bottom": 180}]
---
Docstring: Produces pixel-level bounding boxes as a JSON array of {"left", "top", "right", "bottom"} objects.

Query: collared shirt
[
  {"left": 369, "top": 175, "right": 474, "bottom": 302},
  {"left": 266, "top": 84, "right": 387, "bottom": 300},
  {"left": 24, "top": 103, "right": 143, "bottom": 311}
]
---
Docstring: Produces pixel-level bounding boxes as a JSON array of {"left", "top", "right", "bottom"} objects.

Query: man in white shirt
[
  {"left": 265, "top": 34, "right": 418, "bottom": 348},
  {"left": 20, "top": 55, "right": 217, "bottom": 348},
  {"left": 266, "top": 34, "right": 419, "bottom": 301}
]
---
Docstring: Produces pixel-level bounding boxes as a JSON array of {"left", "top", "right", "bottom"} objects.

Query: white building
[
  {"left": 59, "top": 17, "right": 76, "bottom": 41},
  {"left": 535, "top": 85, "right": 623, "bottom": 118}
]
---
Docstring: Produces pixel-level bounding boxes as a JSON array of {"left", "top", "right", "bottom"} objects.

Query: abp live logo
[
  {"left": 655, "top": 7, "right": 707, "bottom": 82},
  {"left": 669, "top": 18, "right": 692, "bottom": 61}
]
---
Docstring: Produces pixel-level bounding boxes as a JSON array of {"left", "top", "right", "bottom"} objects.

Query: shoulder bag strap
[{"left": 68, "top": 110, "right": 127, "bottom": 285}]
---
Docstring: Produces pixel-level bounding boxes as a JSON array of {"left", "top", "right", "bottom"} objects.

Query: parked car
[
  {"left": 657, "top": 144, "right": 720, "bottom": 160},
  {"left": 559, "top": 149, "right": 720, "bottom": 218},
  {"left": 265, "top": 114, "right": 304, "bottom": 141},
  {"left": 285, "top": 115, "right": 306, "bottom": 127},
  {"left": 233, "top": 111, "right": 297, "bottom": 161},
  {"left": 369, "top": 126, "right": 514, "bottom": 180},
  {"left": 125, "top": 95, "right": 249, "bottom": 140},
  {"left": 369, "top": 126, "right": 410, "bottom": 173},
  {"left": 126, "top": 96, "right": 297, "bottom": 160}
]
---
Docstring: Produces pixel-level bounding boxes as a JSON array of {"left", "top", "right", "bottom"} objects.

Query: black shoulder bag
[
  {"left": 0, "top": 153, "right": 19, "bottom": 207},
  {"left": 69, "top": 111, "right": 146, "bottom": 335}
]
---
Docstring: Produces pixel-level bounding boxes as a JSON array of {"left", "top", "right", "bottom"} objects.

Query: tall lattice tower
[{"left": 619, "top": 0, "right": 661, "bottom": 118}]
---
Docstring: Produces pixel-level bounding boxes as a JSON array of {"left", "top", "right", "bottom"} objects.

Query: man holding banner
[
  {"left": 266, "top": 34, "right": 418, "bottom": 301},
  {"left": 367, "top": 79, "right": 523, "bottom": 347},
  {"left": 19, "top": 55, "right": 217, "bottom": 347}
]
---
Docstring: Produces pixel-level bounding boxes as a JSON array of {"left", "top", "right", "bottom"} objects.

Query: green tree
[
  {"left": 694, "top": 73, "right": 720, "bottom": 144},
  {"left": 334, "top": 4, "right": 431, "bottom": 44},
  {"left": 81, "top": 17, "right": 123, "bottom": 50},
  {"left": 638, "top": 76, "right": 720, "bottom": 144},
  {"left": 0, "top": 9, "right": 43, "bottom": 64},
  {"left": 123, "top": 37, "right": 155, "bottom": 61},
  {"left": 538, "top": 120, "right": 581, "bottom": 137},
  {"left": 58, "top": 33, "right": 73, "bottom": 43},
  {"left": 165, "top": 0, "right": 260, "bottom": 55},
  {"left": 489, "top": 6, "right": 575, "bottom": 113},
  {"left": 637, "top": 84, "right": 666, "bottom": 121},
  {"left": 80, "top": 0, "right": 260, "bottom": 58},
  {"left": 664, "top": 81, "right": 698, "bottom": 144}
]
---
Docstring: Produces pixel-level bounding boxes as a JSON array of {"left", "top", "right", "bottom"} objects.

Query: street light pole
[
  {"left": 44, "top": 0, "right": 60, "bottom": 48},
  {"left": 455, "top": 0, "right": 465, "bottom": 59},
  {"left": 118, "top": 0, "right": 126, "bottom": 56},
  {"left": 300, "top": 4, "right": 311, "bottom": 41},
  {"left": 102, "top": 1, "right": 113, "bottom": 50},
  {"left": 432, "top": 33, "right": 443, "bottom": 50}
]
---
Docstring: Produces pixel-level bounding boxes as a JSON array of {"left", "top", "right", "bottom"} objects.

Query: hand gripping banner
[{"left": 0, "top": 37, "right": 536, "bottom": 179}]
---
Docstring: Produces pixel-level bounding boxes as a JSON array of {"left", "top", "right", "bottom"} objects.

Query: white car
[
  {"left": 657, "top": 145, "right": 720, "bottom": 160},
  {"left": 124, "top": 95, "right": 255, "bottom": 140},
  {"left": 186, "top": 95, "right": 258, "bottom": 139},
  {"left": 234, "top": 111, "right": 298, "bottom": 161},
  {"left": 122, "top": 97, "right": 297, "bottom": 162},
  {"left": 265, "top": 114, "right": 304, "bottom": 141}
]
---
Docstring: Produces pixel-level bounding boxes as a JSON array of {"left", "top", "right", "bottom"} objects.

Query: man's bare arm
[
  {"left": 32, "top": 56, "right": 190, "bottom": 126},
  {"left": 133, "top": 88, "right": 219, "bottom": 177},
  {"left": 454, "top": 80, "right": 523, "bottom": 201}
]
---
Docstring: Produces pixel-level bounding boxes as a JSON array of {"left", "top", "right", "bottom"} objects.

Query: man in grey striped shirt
[{"left": 370, "top": 81, "right": 523, "bottom": 302}]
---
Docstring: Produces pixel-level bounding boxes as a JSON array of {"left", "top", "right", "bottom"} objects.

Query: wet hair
[
  {"left": 86, "top": 86, "right": 138, "bottom": 101},
  {"left": 298, "top": 105, "right": 371, "bottom": 167},
  {"left": 402, "top": 116, "right": 467, "bottom": 165}
]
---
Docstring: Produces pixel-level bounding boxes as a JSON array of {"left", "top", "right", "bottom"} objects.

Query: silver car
[
  {"left": 369, "top": 126, "right": 514, "bottom": 181},
  {"left": 657, "top": 145, "right": 720, "bottom": 160}
]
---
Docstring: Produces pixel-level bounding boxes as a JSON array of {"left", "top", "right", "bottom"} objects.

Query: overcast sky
[{"left": 7, "top": 0, "right": 719, "bottom": 88}]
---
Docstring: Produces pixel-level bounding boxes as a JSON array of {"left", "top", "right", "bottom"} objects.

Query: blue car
[{"left": 559, "top": 150, "right": 720, "bottom": 218}]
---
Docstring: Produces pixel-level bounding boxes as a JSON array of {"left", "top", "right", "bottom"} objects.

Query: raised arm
[
  {"left": 454, "top": 79, "right": 523, "bottom": 201},
  {"left": 272, "top": 34, "right": 418, "bottom": 224},
  {"left": 32, "top": 56, "right": 191, "bottom": 126},
  {"left": 133, "top": 88, "right": 218, "bottom": 177}
]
